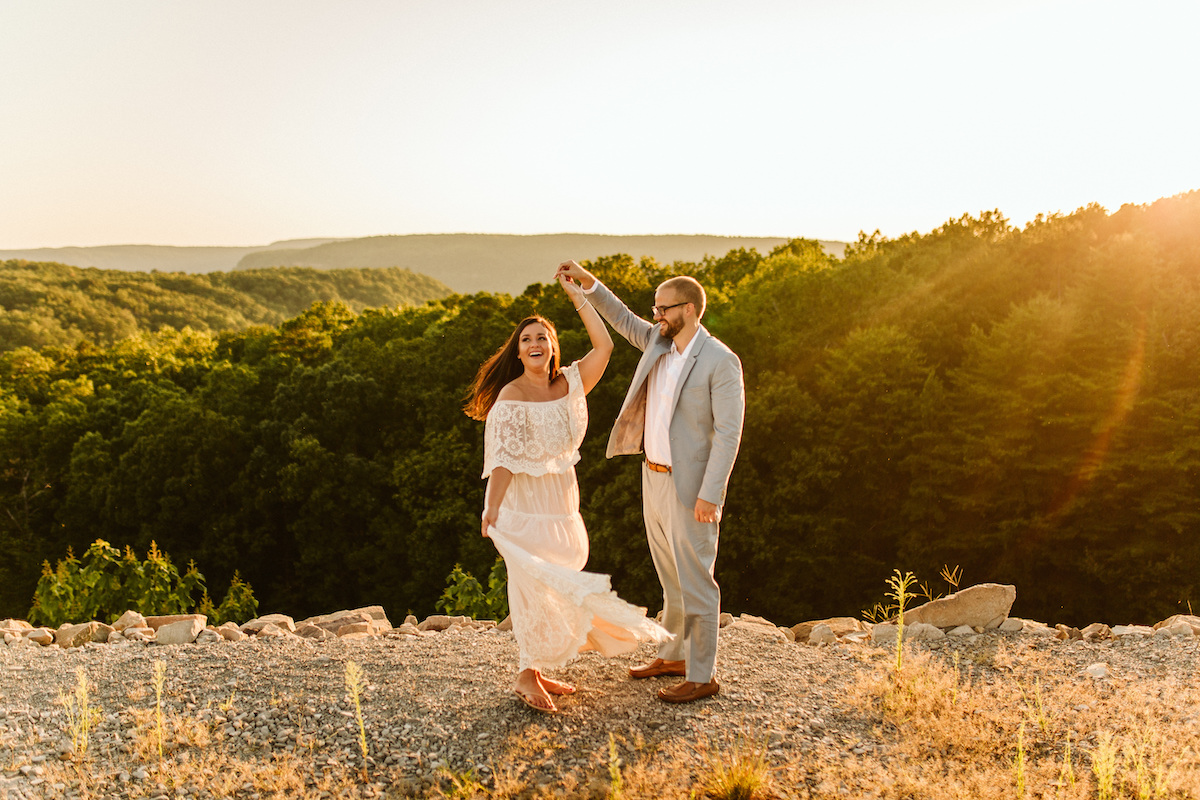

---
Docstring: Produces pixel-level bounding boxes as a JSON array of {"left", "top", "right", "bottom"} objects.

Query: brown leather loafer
[
  {"left": 628, "top": 658, "right": 686, "bottom": 679},
  {"left": 657, "top": 679, "right": 720, "bottom": 703}
]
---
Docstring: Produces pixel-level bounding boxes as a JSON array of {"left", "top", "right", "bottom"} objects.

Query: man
[{"left": 555, "top": 260, "right": 745, "bottom": 703}]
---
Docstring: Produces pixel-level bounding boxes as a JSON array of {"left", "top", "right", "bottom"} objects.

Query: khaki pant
[{"left": 642, "top": 464, "right": 721, "bottom": 683}]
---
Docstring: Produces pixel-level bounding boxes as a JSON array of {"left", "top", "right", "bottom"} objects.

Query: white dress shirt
[{"left": 644, "top": 333, "right": 698, "bottom": 466}]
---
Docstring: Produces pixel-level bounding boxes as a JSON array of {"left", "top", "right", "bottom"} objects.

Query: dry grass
[{"left": 21, "top": 642, "right": 1200, "bottom": 799}]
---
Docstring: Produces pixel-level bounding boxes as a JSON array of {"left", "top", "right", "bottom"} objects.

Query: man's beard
[{"left": 659, "top": 317, "right": 683, "bottom": 340}]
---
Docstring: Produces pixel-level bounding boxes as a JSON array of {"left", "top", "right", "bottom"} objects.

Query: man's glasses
[{"left": 652, "top": 301, "right": 689, "bottom": 317}]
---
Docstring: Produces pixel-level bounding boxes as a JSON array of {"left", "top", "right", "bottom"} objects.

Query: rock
[
  {"left": 1112, "top": 625, "right": 1155, "bottom": 637},
  {"left": 25, "top": 627, "right": 55, "bottom": 645},
  {"left": 780, "top": 627, "right": 796, "bottom": 642},
  {"left": 337, "top": 621, "right": 373, "bottom": 637},
  {"left": 300, "top": 606, "right": 392, "bottom": 635},
  {"left": 216, "top": 626, "right": 247, "bottom": 642},
  {"left": 295, "top": 624, "right": 337, "bottom": 641},
  {"left": 144, "top": 613, "right": 207, "bottom": 632},
  {"left": 123, "top": 627, "right": 155, "bottom": 641},
  {"left": 1167, "top": 621, "right": 1195, "bottom": 637},
  {"left": 948, "top": 625, "right": 976, "bottom": 636},
  {"left": 241, "top": 614, "right": 295, "bottom": 634},
  {"left": 496, "top": 616, "right": 513, "bottom": 632},
  {"left": 808, "top": 624, "right": 836, "bottom": 645},
  {"left": 254, "top": 622, "right": 293, "bottom": 638},
  {"left": 112, "top": 611, "right": 147, "bottom": 632},
  {"left": 725, "top": 620, "right": 788, "bottom": 642},
  {"left": 902, "top": 583, "right": 1016, "bottom": 629},
  {"left": 55, "top": 622, "right": 106, "bottom": 648},
  {"left": 905, "top": 622, "right": 946, "bottom": 641},
  {"left": 1081, "top": 623, "right": 1112, "bottom": 641},
  {"left": 404, "top": 614, "right": 418, "bottom": 626},
  {"left": 195, "top": 629, "right": 222, "bottom": 644},
  {"left": 418, "top": 615, "right": 455, "bottom": 632},
  {"left": 739, "top": 614, "right": 777, "bottom": 627},
  {"left": 1084, "top": 663, "right": 1110, "bottom": 679},
  {"left": 3, "top": 632, "right": 17, "bottom": 645},
  {"left": 0, "top": 619, "right": 32, "bottom": 631},
  {"left": 1153, "top": 614, "right": 1200, "bottom": 634},
  {"left": 998, "top": 618, "right": 1024, "bottom": 632},
  {"left": 718, "top": 612, "right": 734, "bottom": 628},
  {"left": 1055, "top": 625, "right": 1083, "bottom": 641},
  {"left": 871, "top": 622, "right": 944, "bottom": 643},
  {"left": 393, "top": 623, "right": 421, "bottom": 636},
  {"left": 155, "top": 618, "right": 205, "bottom": 645},
  {"left": 791, "top": 617, "right": 866, "bottom": 642}
]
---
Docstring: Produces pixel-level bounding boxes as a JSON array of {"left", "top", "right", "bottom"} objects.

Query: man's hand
[
  {"left": 556, "top": 260, "right": 596, "bottom": 290},
  {"left": 694, "top": 498, "right": 721, "bottom": 524}
]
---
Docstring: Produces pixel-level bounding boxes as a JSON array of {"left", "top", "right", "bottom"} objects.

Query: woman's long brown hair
[{"left": 464, "top": 315, "right": 561, "bottom": 421}]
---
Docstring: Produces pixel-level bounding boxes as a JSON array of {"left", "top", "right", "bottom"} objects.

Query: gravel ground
[{"left": 2, "top": 621, "right": 1199, "bottom": 799}]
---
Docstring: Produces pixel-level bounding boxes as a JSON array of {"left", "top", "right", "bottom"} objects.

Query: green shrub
[
  {"left": 436, "top": 558, "right": 508, "bottom": 620},
  {"left": 28, "top": 539, "right": 257, "bottom": 627}
]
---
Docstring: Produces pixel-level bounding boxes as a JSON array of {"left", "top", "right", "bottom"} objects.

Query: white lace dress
[{"left": 483, "top": 362, "right": 671, "bottom": 672}]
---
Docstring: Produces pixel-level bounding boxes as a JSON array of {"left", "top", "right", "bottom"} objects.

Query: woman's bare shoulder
[{"left": 496, "top": 380, "right": 529, "bottom": 402}]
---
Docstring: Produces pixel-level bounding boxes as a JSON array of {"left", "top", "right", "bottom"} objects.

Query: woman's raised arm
[{"left": 558, "top": 272, "right": 612, "bottom": 394}]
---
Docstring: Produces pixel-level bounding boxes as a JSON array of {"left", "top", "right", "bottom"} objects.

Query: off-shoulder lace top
[{"left": 482, "top": 362, "right": 588, "bottom": 478}]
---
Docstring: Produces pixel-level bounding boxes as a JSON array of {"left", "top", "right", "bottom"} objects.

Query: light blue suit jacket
[{"left": 588, "top": 281, "right": 745, "bottom": 509}]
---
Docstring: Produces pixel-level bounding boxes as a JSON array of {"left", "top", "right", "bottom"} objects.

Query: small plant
[
  {"left": 702, "top": 731, "right": 771, "bottom": 800},
  {"left": 1093, "top": 732, "right": 1120, "bottom": 800},
  {"left": 886, "top": 569, "right": 917, "bottom": 673},
  {"left": 1012, "top": 721, "right": 1026, "bottom": 798},
  {"left": 152, "top": 659, "right": 167, "bottom": 761},
  {"left": 607, "top": 732, "right": 623, "bottom": 800},
  {"left": 437, "top": 765, "right": 487, "bottom": 799},
  {"left": 58, "top": 667, "right": 100, "bottom": 758},
  {"left": 1059, "top": 731, "right": 1075, "bottom": 788},
  {"left": 344, "top": 660, "right": 368, "bottom": 778},
  {"left": 1018, "top": 677, "right": 1050, "bottom": 734},
  {"left": 437, "top": 558, "right": 509, "bottom": 620}
]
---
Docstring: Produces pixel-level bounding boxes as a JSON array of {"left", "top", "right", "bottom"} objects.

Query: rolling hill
[{"left": 232, "top": 233, "right": 846, "bottom": 295}]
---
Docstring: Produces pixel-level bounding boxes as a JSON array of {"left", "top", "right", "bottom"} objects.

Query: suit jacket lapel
[{"left": 669, "top": 326, "right": 709, "bottom": 417}]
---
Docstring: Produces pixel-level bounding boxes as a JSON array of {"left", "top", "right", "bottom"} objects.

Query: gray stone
[
  {"left": 216, "top": 625, "right": 247, "bottom": 642},
  {"left": 254, "top": 622, "right": 293, "bottom": 638},
  {"left": 1084, "top": 663, "right": 1110, "bottom": 679},
  {"left": 195, "top": 629, "right": 222, "bottom": 644},
  {"left": 393, "top": 623, "right": 421, "bottom": 636},
  {"left": 903, "top": 583, "right": 1016, "bottom": 629},
  {"left": 948, "top": 625, "right": 976, "bottom": 636},
  {"left": 998, "top": 618, "right": 1025, "bottom": 632},
  {"left": 25, "top": 627, "right": 55, "bottom": 645},
  {"left": 1167, "top": 621, "right": 1195, "bottom": 637},
  {"left": 418, "top": 615, "right": 455, "bottom": 632},
  {"left": 301, "top": 606, "right": 392, "bottom": 635},
  {"left": 155, "top": 618, "right": 205, "bottom": 645},
  {"left": 1081, "top": 623, "right": 1112, "bottom": 641}
]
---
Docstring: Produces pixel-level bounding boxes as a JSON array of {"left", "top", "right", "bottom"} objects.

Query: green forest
[
  {"left": 0, "top": 261, "right": 450, "bottom": 351},
  {"left": 2, "top": 191, "right": 1198, "bottom": 628}
]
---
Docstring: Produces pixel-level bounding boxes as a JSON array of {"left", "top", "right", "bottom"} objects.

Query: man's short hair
[{"left": 659, "top": 276, "right": 707, "bottom": 319}]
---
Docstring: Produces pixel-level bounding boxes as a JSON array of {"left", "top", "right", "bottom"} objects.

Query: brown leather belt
[{"left": 645, "top": 459, "right": 672, "bottom": 474}]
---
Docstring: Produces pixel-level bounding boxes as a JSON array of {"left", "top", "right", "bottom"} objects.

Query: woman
[{"left": 465, "top": 272, "right": 670, "bottom": 713}]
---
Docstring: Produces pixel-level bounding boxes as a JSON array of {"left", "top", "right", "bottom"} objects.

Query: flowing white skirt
[{"left": 489, "top": 468, "right": 671, "bottom": 672}]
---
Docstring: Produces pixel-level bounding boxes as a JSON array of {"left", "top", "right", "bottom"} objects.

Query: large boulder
[{"left": 902, "top": 583, "right": 1016, "bottom": 629}]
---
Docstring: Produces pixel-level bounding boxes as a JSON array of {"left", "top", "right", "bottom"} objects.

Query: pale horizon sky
[{"left": 1, "top": 1, "right": 1197, "bottom": 249}]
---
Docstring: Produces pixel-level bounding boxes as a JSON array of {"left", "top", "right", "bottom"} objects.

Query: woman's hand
[
  {"left": 481, "top": 506, "right": 498, "bottom": 538},
  {"left": 558, "top": 273, "right": 585, "bottom": 307}
]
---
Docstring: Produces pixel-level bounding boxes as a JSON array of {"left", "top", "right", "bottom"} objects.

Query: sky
[{"left": 1, "top": 1, "right": 1197, "bottom": 248}]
